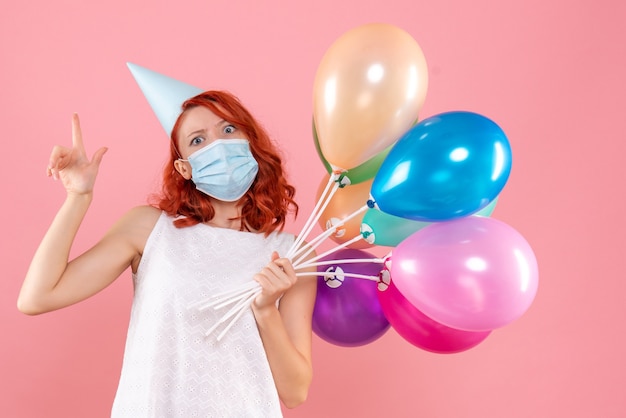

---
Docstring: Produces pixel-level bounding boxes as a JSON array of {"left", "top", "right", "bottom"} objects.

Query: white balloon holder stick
[{"left": 190, "top": 174, "right": 383, "bottom": 340}]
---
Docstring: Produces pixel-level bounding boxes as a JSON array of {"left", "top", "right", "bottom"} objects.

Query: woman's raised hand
[{"left": 47, "top": 113, "right": 108, "bottom": 195}]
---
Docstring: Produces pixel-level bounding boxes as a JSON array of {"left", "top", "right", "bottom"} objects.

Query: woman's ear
[{"left": 174, "top": 160, "right": 192, "bottom": 180}]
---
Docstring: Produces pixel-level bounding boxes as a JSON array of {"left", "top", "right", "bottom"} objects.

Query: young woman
[{"left": 18, "top": 91, "right": 317, "bottom": 417}]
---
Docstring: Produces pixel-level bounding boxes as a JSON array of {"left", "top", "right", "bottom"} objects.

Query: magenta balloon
[
  {"left": 378, "top": 280, "right": 491, "bottom": 353},
  {"left": 312, "top": 249, "right": 390, "bottom": 347},
  {"left": 391, "top": 217, "right": 538, "bottom": 331}
]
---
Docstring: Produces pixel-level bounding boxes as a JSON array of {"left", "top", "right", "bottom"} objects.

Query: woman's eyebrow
[
  {"left": 184, "top": 119, "right": 229, "bottom": 139},
  {"left": 185, "top": 128, "right": 206, "bottom": 139}
]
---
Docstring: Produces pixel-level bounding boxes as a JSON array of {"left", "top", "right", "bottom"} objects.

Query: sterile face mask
[{"left": 180, "top": 139, "right": 259, "bottom": 202}]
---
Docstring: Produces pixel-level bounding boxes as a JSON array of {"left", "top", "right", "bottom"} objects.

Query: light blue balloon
[
  {"left": 361, "top": 198, "right": 498, "bottom": 247},
  {"left": 370, "top": 111, "right": 511, "bottom": 221}
]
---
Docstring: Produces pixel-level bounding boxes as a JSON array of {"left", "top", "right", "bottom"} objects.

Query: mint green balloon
[
  {"left": 475, "top": 197, "right": 497, "bottom": 217},
  {"left": 361, "top": 198, "right": 498, "bottom": 247},
  {"left": 313, "top": 120, "right": 392, "bottom": 185}
]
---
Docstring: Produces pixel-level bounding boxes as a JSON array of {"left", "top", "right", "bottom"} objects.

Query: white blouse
[{"left": 111, "top": 212, "right": 294, "bottom": 417}]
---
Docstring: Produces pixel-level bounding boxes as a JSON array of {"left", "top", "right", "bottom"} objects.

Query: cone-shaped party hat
[{"left": 127, "top": 62, "right": 204, "bottom": 137}]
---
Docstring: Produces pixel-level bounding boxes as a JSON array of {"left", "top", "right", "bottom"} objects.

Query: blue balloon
[{"left": 370, "top": 111, "right": 511, "bottom": 221}]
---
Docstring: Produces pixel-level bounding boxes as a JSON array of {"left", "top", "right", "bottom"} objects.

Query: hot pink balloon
[
  {"left": 378, "top": 280, "right": 491, "bottom": 354},
  {"left": 391, "top": 217, "right": 538, "bottom": 331}
]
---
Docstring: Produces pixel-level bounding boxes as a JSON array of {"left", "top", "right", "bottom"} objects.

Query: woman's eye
[
  {"left": 190, "top": 136, "right": 204, "bottom": 146},
  {"left": 223, "top": 125, "right": 236, "bottom": 134}
]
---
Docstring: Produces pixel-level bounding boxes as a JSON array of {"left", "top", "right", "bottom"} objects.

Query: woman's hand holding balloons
[
  {"left": 253, "top": 252, "right": 298, "bottom": 311},
  {"left": 47, "top": 113, "right": 108, "bottom": 195}
]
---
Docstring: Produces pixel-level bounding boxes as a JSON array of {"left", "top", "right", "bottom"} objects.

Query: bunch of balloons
[{"left": 302, "top": 23, "right": 538, "bottom": 354}]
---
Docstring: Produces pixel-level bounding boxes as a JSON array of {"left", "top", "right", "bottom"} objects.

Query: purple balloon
[
  {"left": 312, "top": 249, "right": 390, "bottom": 347},
  {"left": 378, "top": 280, "right": 491, "bottom": 353},
  {"left": 392, "top": 216, "right": 538, "bottom": 331}
]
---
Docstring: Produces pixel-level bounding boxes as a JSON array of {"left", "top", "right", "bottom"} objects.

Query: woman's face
[{"left": 176, "top": 105, "right": 243, "bottom": 160}]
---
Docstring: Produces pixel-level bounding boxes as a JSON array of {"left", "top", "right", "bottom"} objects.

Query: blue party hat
[{"left": 127, "top": 62, "right": 204, "bottom": 137}]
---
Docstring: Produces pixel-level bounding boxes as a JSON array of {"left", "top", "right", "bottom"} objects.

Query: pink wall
[{"left": 2, "top": 0, "right": 625, "bottom": 417}]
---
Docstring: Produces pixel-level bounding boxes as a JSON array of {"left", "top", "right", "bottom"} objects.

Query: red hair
[{"left": 153, "top": 91, "right": 298, "bottom": 234}]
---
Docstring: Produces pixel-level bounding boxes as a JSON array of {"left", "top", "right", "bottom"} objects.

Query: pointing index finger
[{"left": 72, "top": 113, "right": 86, "bottom": 154}]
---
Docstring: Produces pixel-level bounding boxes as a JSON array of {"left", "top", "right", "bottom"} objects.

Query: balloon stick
[
  {"left": 290, "top": 203, "right": 369, "bottom": 262},
  {"left": 287, "top": 174, "right": 339, "bottom": 259},
  {"left": 296, "top": 271, "right": 380, "bottom": 282},
  {"left": 216, "top": 291, "right": 261, "bottom": 341},
  {"left": 293, "top": 233, "right": 364, "bottom": 268},
  {"left": 295, "top": 256, "right": 387, "bottom": 270}
]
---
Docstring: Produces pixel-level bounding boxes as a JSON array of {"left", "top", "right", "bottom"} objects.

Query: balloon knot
[
  {"left": 366, "top": 199, "right": 376, "bottom": 208},
  {"left": 377, "top": 269, "right": 391, "bottom": 291},
  {"left": 335, "top": 173, "right": 351, "bottom": 188}
]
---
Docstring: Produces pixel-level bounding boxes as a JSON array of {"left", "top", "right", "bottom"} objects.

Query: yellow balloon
[{"left": 313, "top": 23, "right": 429, "bottom": 170}]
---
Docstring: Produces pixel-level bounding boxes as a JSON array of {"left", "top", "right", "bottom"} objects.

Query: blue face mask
[{"left": 181, "top": 139, "right": 259, "bottom": 202}]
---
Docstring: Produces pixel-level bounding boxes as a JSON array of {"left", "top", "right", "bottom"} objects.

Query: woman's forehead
[{"left": 181, "top": 105, "right": 221, "bottom": 125}]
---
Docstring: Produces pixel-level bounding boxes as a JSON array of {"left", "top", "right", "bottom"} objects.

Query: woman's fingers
[
  {"left": 90, "top": 146, "right": 108, "bottom": 169},
  {"left": 46, "top": 113, "right": 84, "bottom": 180},
  {"left": 272, "top": 256, "right": 297, "bottom": 279},
  {"left": 71, "top": 113, "right": 86, "bottom": 157},
  {"left": 71, "top": 113, "right": 108, "bottom": 170},
  {"left": 45, "top": 114, "right": 108, "bottom": 192},
  {"left": 253, "top": 255, "right": 298, "bottom": 309},
  {"left": 47, "top": 145, "right": 72, "bottom": 179},
  {"left": 255, "top": 256, "right": 296, "bottom": 291}
]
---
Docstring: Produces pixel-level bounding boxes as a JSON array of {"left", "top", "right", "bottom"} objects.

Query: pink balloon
[
  {"left": 391, "top": 217, "right": 538, "bottom": 331},
  {"left": 378, "top": 280, "right": 491, "bottom": 353}
]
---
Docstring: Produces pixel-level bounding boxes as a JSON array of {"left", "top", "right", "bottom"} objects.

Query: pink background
[{"left": 2, "top": 0, "right": 625, "bottom": 417}]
